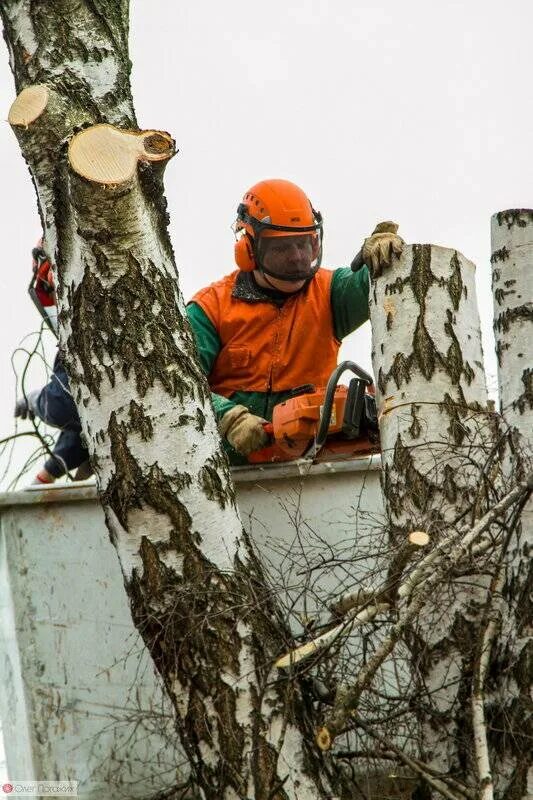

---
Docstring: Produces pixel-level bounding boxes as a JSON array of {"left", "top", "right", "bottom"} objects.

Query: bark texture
[
  {"left": 2, "top": 3, "right": 333, "bottom": 797},
  {"left": 491, "top": 211, "right": 533, "bottom": 800},
  {"left": 368, "top": 245, "right": 530, "bottom": 799},
  {"left": 372, "top": 245, "right": 493, "bottom": 785},
  {"left": 491, "top": 209, "right": 533, "bottom": 450}
]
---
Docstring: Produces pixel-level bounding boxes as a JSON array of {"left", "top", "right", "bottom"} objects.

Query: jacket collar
[{"left": 232, "top": 270, "right": 314, "bottom": 306}]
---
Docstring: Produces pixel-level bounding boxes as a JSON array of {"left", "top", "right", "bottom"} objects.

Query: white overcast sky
[{"left": 0, "top": 0, "right": 531, "bottom": 487}]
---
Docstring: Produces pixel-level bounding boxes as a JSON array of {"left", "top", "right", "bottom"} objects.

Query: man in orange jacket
[{"left": 187, "top": 179, "right": 403, "bottom": 463}]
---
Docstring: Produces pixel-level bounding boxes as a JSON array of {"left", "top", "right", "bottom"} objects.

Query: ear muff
[{"left": 234, "top": 233, "right": 256, "bottom": 271}]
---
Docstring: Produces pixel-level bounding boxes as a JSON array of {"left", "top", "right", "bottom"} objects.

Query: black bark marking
[
  {"left": 462, "top": 361, "right": 475, "bottom": 386},
  {"left": 104, "top": 411, "right": 144, "bottom": 527},
  {"left": 442, "top": 464, "right": 458, "bottom": 504},
  {"left": 199, "top": 453, "right": 234, "bottom": 510},
  {"left": 496, "top": 339, "right": 510, "bottom": 368},
  {"left": 139, "top": 535, "right": 168, "bottom": 597},
  {"left": 443, "top": 310, "right": 463, "bottom": 385},
  {"left": 409, "top": 405, "right": 422, "bottom": 439},
  {"left": 413, "top": 315, "right": 436, "bottom": 381},
  {"left": 442, "top": 392, "right": 469, "bottom": 446},
  {"left": 494, "top": 286, "right": 516, "bottom": 306},
  {"left": 195, "top": 407, "right": 206, "bottom": 433},
  {"left": 212, "top": 683, "right": 247, "bottom": 792},
  {"left": 67, "top": 254, "right": 206, "bottom": 403},
  {"left": 494, "top": 304, "right": 533, "bottom": 334},
  {"left": 447, "top": 251, "right": 463, "bottom": 311},
  {"left": 385, "top": 275, "right": 409, "bottom": 295},
  {"left": 379, "top": 246, "right": 473, "bottom": 392},
  {"left": 128, "top": 399, "right": 153, "bottom": 441},
  {"left": 104, "top": 412, "right": 193, "bottom": 536},
  {"left": 490, "top": 246, "right": 510, "bottom": 264},
  {"left": 392, "top": 434, "right": 434, "bottom": 514},
  {"left": 380, "top": 352, "right": 411, "bottom": 391},
  {"left": 410, "top": 243, "right": 434, "bottom": 307},
  {"left": 496, "top": 209, "right": 533, "bottom": 229},
  {"left": 513, "top": 368, "right": 533, "bottom": 414}
]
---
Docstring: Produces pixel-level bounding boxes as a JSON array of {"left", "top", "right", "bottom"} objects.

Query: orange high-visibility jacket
[{"left": 191, "top": 269, "right": 340, "bottom": 397}]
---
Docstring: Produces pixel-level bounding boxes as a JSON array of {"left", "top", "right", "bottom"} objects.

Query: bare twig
[
  {"left": 471, "top": 567, "right": 504, "bottom": 800},
  {"left": 275, "top": 602, "right": 390, "bottom": 668},
  {"left": 397, "top": 477, "right": 532, "bottom": 600},
  {"left": 351, "top": 717, "right": 472, "bottom": 800},
  {"left": 317, "top": 478, "right": 531, "bottom": 747}
]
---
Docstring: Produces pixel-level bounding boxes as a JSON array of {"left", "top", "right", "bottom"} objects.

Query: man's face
[{"left": 259, "top": 234, "right": 315, "bottom": 285}]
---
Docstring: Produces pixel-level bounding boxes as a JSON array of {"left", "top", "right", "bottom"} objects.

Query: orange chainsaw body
[{"left": 248, "top": 384, "right": 379, "bottom": 464}]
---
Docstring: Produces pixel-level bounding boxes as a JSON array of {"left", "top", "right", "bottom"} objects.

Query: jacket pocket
[{"left": 228, "top": 346, "right": 251, "bottom": 369}]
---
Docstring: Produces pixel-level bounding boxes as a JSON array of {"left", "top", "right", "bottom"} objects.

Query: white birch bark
[
  {"left": 367, "top": 245, "right": 526, "bottom": 796},
  {"left": 1, "top": 3, "right": 333, "bottom": 797},
  {"left": 491, "top": 209, "right": 533, "bottom": 450},
  {"left": 372, "top": 245, "right": 489, "bottom": 534},
  {"left": 372, "top": 246, "right": 493, "bottom": 786},
  {"left": 490, "top": 211, "right": 533, "bottom": 800}
]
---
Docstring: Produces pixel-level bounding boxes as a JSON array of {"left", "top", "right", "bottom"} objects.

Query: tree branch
[
  {"left": 317, "top": 477, "right": 531, "bottom": 748},
  {"left": 350, "top": 717, "right": 472, "bottom": 800}
]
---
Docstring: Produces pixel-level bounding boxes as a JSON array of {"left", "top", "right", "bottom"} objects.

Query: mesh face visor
[
  {"left": 256, "top": 234, "right": 322, "bottom": 281},
  {"left": 237, "top": 204, "right": 323, "bottom": 282}
]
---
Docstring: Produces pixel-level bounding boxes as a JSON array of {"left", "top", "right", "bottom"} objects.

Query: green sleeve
[
  {"left": 330, "top": 265, "right": 370, "bottom": 341},
  {"left": 185, "top": 302, "right": 236, "bottom": 419}
]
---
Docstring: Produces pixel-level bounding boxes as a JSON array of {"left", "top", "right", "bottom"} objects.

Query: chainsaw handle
[{"left": 304, "top": 360, "right": 373, "bottom": 460}]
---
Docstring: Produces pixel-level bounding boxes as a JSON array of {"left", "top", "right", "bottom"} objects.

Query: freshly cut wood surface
[
  {"left": 69, "top": 124, "right": 174, "bottom": 184},
  {"left": 8, "top": 85, "right": 49, "bottom": 126},
  {"left": 408, "top": 530, "right": 430, "bottom": 546}
]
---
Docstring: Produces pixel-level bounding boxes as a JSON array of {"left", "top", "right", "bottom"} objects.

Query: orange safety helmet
[{"left": 234, "top": 179, "right": 323, "bottom": 278}]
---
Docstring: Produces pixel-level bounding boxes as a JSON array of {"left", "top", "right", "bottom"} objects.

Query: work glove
[
  {"left": 219, "top": 405, "right": 269, "bottom": 456},
  {"left": 362, "top": 221, "right": 404, "bottom": 277},
  {"left": 74, "top": 460, "right": 94, "bottom": 481},
  {"left": 14, "top": 389, "right": 41, "bottom": 421}
]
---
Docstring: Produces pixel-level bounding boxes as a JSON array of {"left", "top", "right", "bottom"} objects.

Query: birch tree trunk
[
  {"left": 491, "top": 209, "right": 533, "bottom": 450},
  {"left": 491, "top": 211, "right": 533, "bottom": 800},
  {"left": 368, "top": 245, "right": 530, "bottom": 798},
  {"left": 1, "top": 3, "right": 332, "bottom": 798},
  {"left": 370, "top": 244, "right": 490, "bottom": 775}
]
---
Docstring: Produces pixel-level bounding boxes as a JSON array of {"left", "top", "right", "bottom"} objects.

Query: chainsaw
[{"left": 248, "top": 361, "right": 380, "bottom": 464}]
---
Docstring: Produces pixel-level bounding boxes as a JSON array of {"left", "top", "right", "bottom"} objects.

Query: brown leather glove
[
  {"left": 219, "top": 405, "right": 269, "bottom": 456},
  {"left": 362, "top": 221, "right": 404, "bottom": 277}
]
